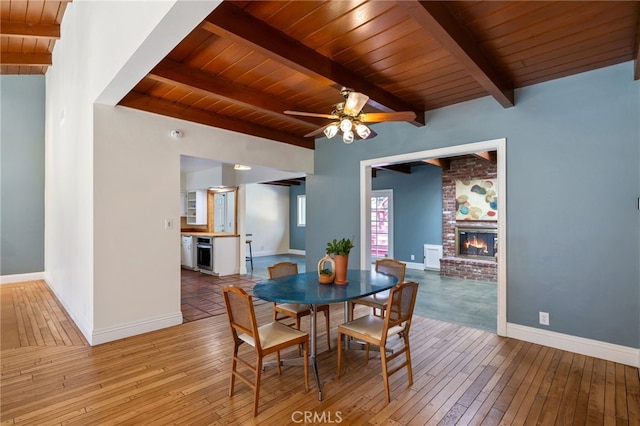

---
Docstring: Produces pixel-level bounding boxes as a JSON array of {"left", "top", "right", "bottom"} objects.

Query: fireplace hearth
[{"left": 456, "top": 226, "right": 497, "bottom": 259}]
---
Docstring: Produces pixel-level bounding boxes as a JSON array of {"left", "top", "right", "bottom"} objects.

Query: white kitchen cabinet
[
  {"left": 212, "top": 236, "right": 239, "bottom": 276},
  {"left": 180, "top": 192, "right": 187, "bottom": 217},
  {"left": 181, "top": 235, "right": 195, "bottom": 269},
  {"left": 186, "top": 190, "right": 207, "bottom": 225}
]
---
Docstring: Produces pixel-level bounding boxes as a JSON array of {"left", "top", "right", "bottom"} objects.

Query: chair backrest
[
  {"left": 222, "top": 286, "right": 262, "bottom": 350},
  {"left": 383, "top": 281, "right": 418, "bottom": 341},
  {"left": 268, "top": 262, "right": 298, "bottom": 279},
  {"left": 375, "top": 258, "right": 406, "bottom": 283}
]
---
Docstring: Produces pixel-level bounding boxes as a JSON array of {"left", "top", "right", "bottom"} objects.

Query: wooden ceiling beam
[
  {"left": 473, "top": 151, "right": 497, "bottom": 163},
  {"left": 634, "top": 13, "right": 640, "bottom": 80},
  {"left": 119, "top": 92, "right": 314, "bottom": 150},
  {"left": 0, "top": 21, "right": 60, "bottom": 39},
  {"left": 202, "top": 2, "right": 425, "bottom": 127},
  {"left": 148, "top": 59, "right": 322, "bottom": 130},
  {"left": 423, "top": 158, "right": 450, "bottom": 170},
  {"left": 261, "top": 179, "right": 302, "bottom": 186},
  {"left": 378, "top": 164, "right": 413, "bottom": 174},
  {"left": 0, "top": 53, "right": 51, "bottom": 66},
  {"left": 399, "top": 1, "right": 514, "bottom": 108}
]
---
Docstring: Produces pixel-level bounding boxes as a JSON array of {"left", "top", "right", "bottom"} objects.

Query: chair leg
[
  {"left": 380, "top": 346, "right": 391, "bottom": 403},
  {"left": 405, "top": 335, "right": 413, "bottom": 386},
  {"left": 254, "top": 354, "right": 262, "bottom": 416},
  {"left": 246, "top": 241, "right": 253, "bottom": 270},
  {"left": 336, "top": 331, "right": 343, "bottom": 379},
  {"left": 303, "top": 340, "right": 309, "bottom": 392},
  {"left": 229, "top": 342, "right": 240, "bottom": 396},
  {"left": 276, "top": 351, "right": 282, "bottom": 375}
]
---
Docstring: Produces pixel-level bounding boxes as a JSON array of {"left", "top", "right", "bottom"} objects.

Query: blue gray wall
[
  {"left": 1, "top": 76, "right": 45, "bottom": 275},
  {"left": 371, "top": 165, "right": 443, "bottom": 263},
  {"left": 306, "top": 62, "right": 639, "bottom": 348},
  {"left": 289, "top": 182, "right": 306, "bottom": 250}
]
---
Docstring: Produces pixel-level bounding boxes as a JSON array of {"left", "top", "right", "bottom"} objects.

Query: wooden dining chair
[
  {"left": 337, "top": 281, "right": 418, "bottom": 403},
  {"left": 268, "top": 262, "right": 332, "bottom": 351},
  {"left": 349, "top": 258, "right": 406, "bottom": 319},
  {"left": 222, "top": 286, "right": 309, "bottom": 416}
]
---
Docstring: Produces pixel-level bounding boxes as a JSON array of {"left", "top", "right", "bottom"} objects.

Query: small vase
[
  {"left": 333, "top": 254, "right": 349, "bottom": 285},
  {"left": 317, "top": 254, "right": 335, "bottom": 284}
]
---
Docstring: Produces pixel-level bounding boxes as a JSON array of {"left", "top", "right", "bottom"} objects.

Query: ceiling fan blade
[
  {"left": 284, "top": 110, "right": 338, "bottom": 119},
  {"left": 343, "top": 92, "right": 369, "bottom": 116},
  {"left": 359, "top": 111, "right": 416, "bottom": 122},
  {"left": 304, "top": 123, "right": 334, "bottom": 138}
]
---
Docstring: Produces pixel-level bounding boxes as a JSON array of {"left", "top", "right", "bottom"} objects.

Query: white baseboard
[
  {"left": 1, "top": 271, "right": 45, "bottom": 284},
  {"left": 405, "top": 261, "right": 427, "bottom": 271},
  {"left": 288, "top": 249, "right": 305, "bottom": 256},
  {"left": 507, "top": 323, "right": 640, "bottom": 368},
  {"left": 90, "top": 312, "right": 183, "bottom": 346}
]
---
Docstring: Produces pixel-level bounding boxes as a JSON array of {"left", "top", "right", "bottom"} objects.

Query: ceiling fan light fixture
[
  {"left": 340, "top": 118, "right": 353, "bottom": 133},
  {"left": 343, "top": 130, "right": 354, "bottom": 144},
  {"left": 343, "top": 91, "right": 369, "bottom": 116},
  {"left": 324, "top": 123, "right": 339, "bottom": 139},
  {"left": 355, "top": 123, "right": 371, "bottom": 139}
]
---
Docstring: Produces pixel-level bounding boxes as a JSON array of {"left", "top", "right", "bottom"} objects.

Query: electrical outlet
[
  {"left": 165, "top": 219, "right": 173, "bottom": 230},
  {"left": 410, "top": 254, "right": 415, "bottom": 260},
  {"left": 539, "top": 311, "right": 549, "bottom": 326}
]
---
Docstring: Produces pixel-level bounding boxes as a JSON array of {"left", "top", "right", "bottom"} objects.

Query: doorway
[{"left": 359, "top": 138, "right": 507, "bottom": 336}]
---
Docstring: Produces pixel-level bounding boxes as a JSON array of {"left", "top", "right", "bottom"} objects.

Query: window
[
  {"left": 371, "top": 190, "right": 393, "bottom": 260},
  {"left": 297, "top": 195, "right": 306, "bottom": 227}
]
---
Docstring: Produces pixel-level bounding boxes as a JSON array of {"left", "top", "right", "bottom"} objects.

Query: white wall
[
  {"left": 185, "top": 166, "right": 222, "bottom": 190},
  {"left": 46, "top": 1, "right": 313, "bottom": 344},
  {"left": 245, "top": 184, "right": 291, "bottom": 257}
]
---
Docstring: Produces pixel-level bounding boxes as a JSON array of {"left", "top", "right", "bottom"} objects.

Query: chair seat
[
  {"left": 239, "top": 321, "right": 308, "bottom": 350},
  {"left": 275, "top": 303, "right": 329, "bottom": 315},
  {"left": 338, "top": 315, "right": 405, "bottom": 341},
  {"left": 358, "top": 290, "right": 390, "bottom": 306}
]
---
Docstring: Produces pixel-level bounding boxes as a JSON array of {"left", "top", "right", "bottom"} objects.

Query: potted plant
[{"left": 326, "top": 237, "right": 354, "bottom": 285}]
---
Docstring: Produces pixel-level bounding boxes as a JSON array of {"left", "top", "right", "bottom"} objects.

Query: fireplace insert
[{"left": 455, "top": 226, "right": 497, "bottom": 259}]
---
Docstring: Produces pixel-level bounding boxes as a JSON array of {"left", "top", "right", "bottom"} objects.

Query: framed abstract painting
[{"left": 455, "top": 179, "right": 498, "bottom": 221}]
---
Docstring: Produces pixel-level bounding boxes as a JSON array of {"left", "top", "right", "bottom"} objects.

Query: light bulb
[
  {"left": 355, "top": 123, "right": 371, "bottom": 139},
  {"left": 340, "top": 118, "right": 352, "bottom": 133},
  {"left": 324, "top": 123, "right": 339, "bottom": 139},
  {"left": 343, "top": 130, "right": 354, "bottom": 144}
]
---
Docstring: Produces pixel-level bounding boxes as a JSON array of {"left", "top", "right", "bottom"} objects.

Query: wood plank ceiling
[
  {"left": 3, "top": 1, "right": 639, "bottom": 151},
  {"left": 1, "top": 0, "right": 71, "bottom": 74}
]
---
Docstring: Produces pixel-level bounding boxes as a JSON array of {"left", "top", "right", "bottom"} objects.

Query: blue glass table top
[{"left": 253, "top": 269, "right": 398, "bottom": 304}]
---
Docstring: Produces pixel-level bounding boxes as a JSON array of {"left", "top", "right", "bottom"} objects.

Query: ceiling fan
[{"left": 284, "top": 88, "right": 416, "bottom": 144}]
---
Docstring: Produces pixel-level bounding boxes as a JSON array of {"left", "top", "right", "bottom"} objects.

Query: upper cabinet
[
  {"left": 186, "top": 190, "right": 207, "bottom": 225},
  {"left": 180, "top": 192, "right": 187, "bottom": 217},
  {"left": 213, "top": 190, "right": 236, "bottom": 234}
]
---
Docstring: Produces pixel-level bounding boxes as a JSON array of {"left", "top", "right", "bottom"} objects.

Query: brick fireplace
[{"left": 440, "top": 156, "right": 497, "bottom": 282}]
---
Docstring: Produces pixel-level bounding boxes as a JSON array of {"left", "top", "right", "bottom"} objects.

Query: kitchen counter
[
  {"left": 181, "top": 232, "right": 239, "bottom": 238},
  {"left": 181, "top": 233, "right": 240, "bottom": 276}
]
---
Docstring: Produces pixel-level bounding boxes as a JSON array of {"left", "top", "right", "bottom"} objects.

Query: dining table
[{"left": 252, "top": 269, "right": 398, "bottom": 401}]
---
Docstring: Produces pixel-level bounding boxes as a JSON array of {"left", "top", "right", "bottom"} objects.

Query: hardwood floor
[{"left": 1, "top": 279, "right": 639, "bottom": 425}]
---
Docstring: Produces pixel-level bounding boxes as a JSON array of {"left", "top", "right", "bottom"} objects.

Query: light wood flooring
[{"left": 1, "top": 279, "right": 639, "bottom": 425}]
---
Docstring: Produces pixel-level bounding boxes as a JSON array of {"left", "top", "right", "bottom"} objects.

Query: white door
[{"left": 371, "top": 190, "right": 393, "bottom": 260}]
